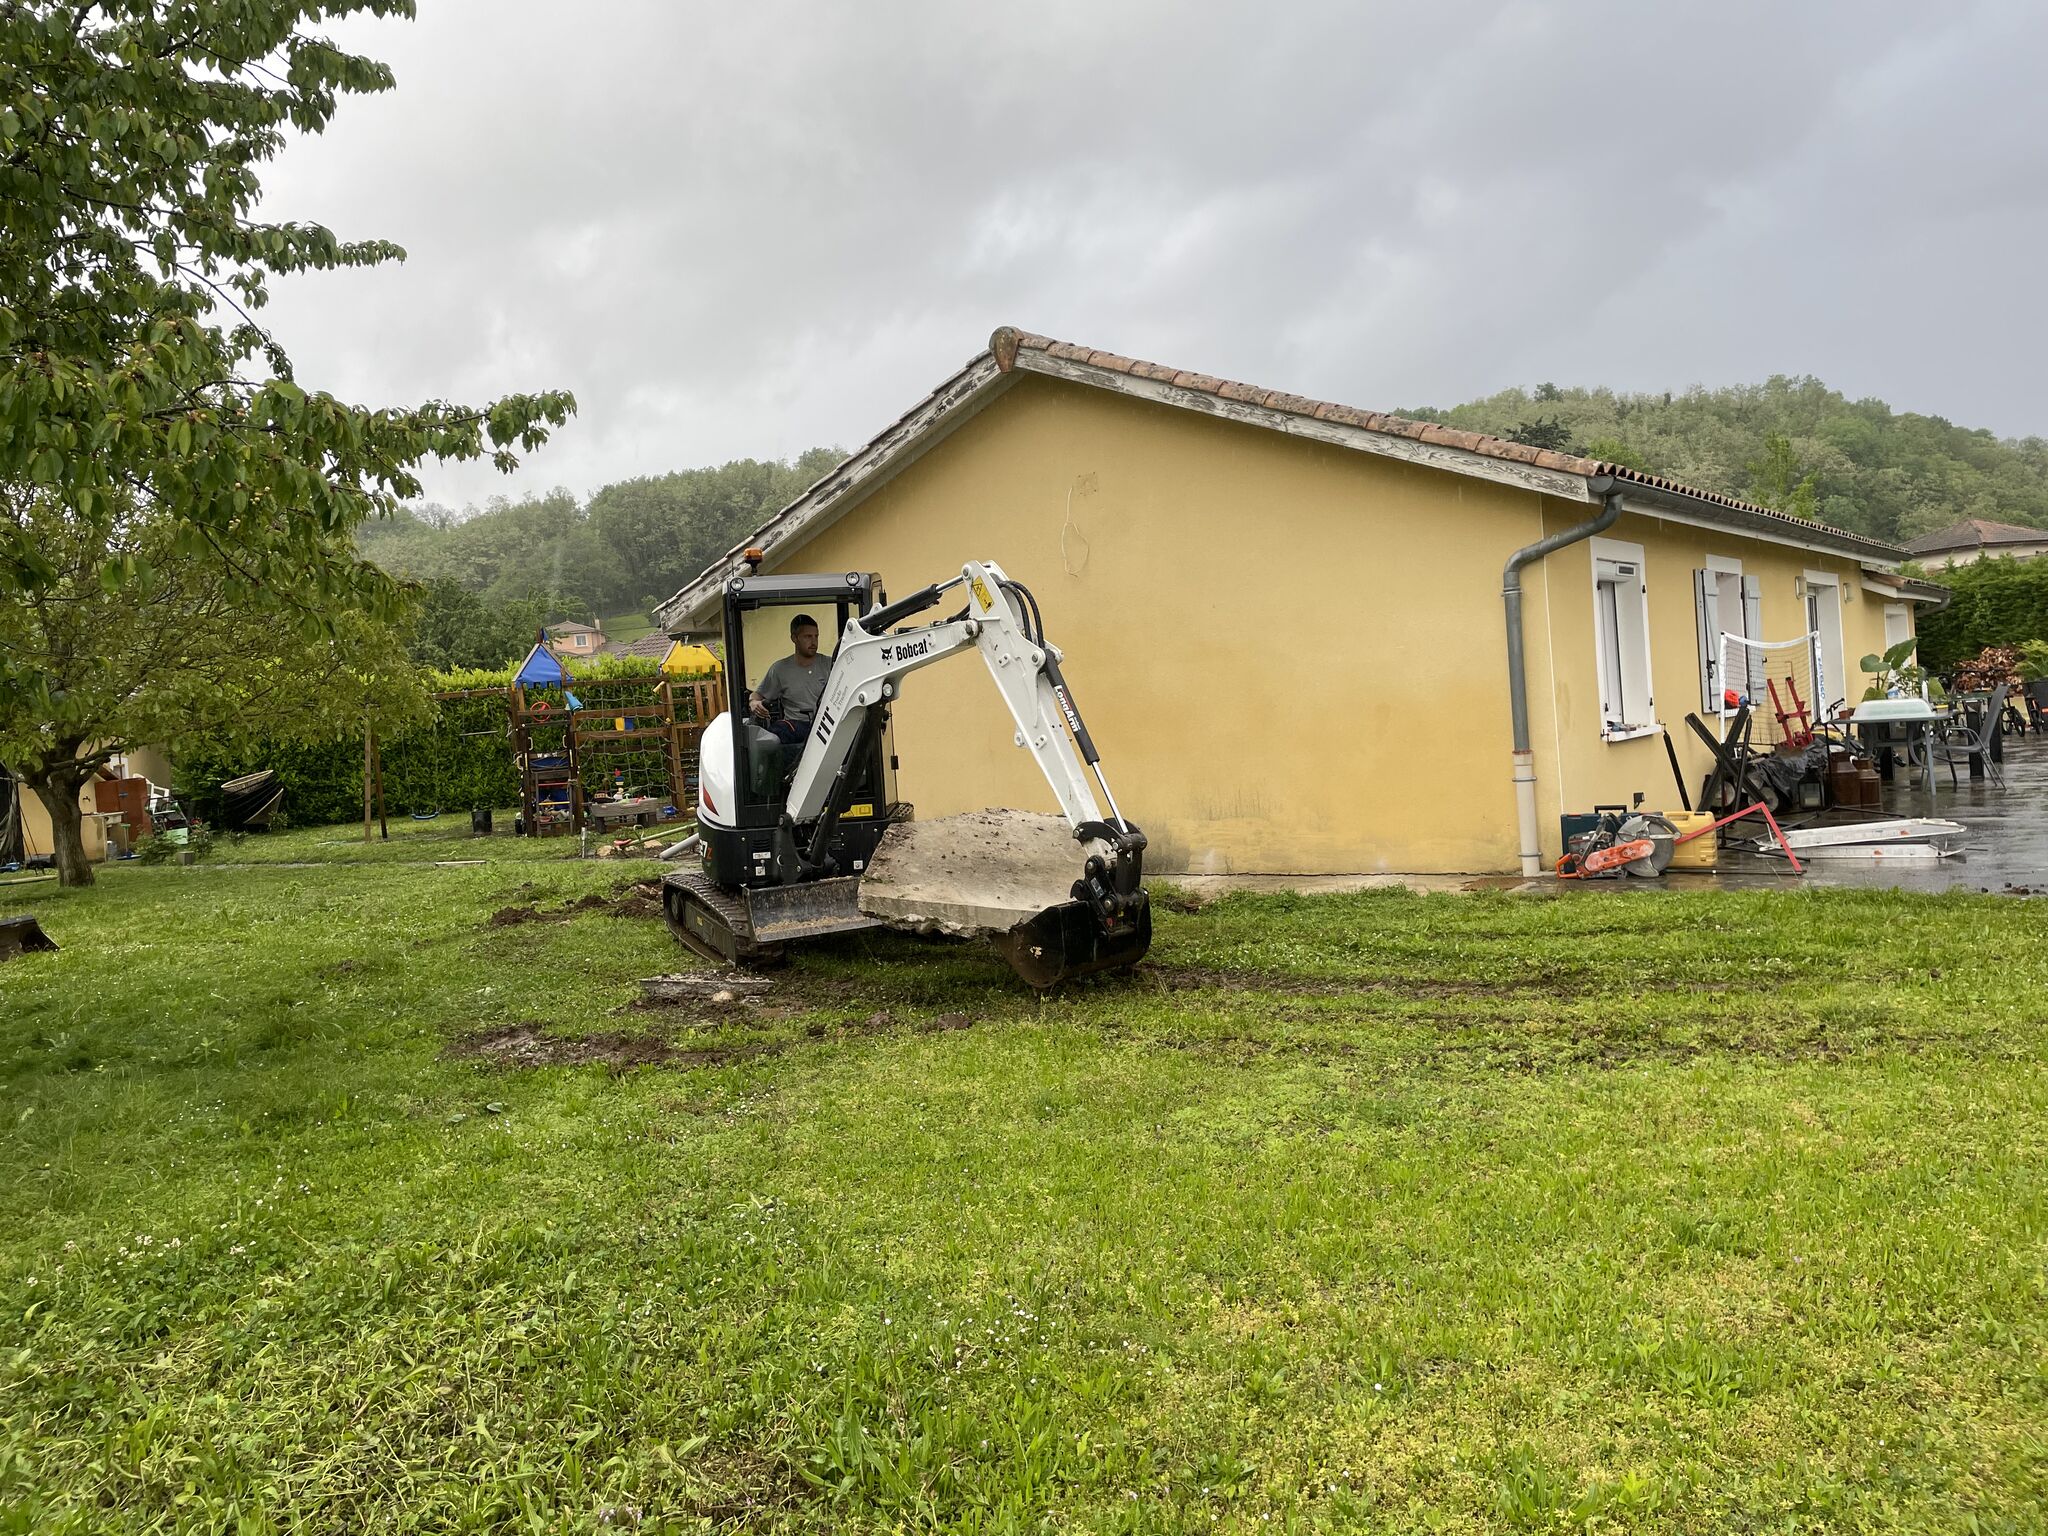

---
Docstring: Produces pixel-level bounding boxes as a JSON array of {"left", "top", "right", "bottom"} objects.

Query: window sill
[{"left": 1600, "top": 723, "right": 1663, "bottom": 744}]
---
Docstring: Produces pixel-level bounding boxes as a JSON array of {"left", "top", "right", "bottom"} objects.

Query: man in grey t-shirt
[{"left": 750, "top": 613, "right": 832, "bottom": 743}]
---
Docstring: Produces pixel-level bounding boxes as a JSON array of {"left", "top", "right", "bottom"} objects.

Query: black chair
[{"left": 1932, "top": 683, "right": 2009, "bottom": 789}]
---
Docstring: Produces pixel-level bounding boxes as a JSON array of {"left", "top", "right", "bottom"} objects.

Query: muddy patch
[
  {"left": 483, "top": 879, "right": 666, "bottom": 930},
  {"left": 487, "top": 905, "right": 550, "bottom": 928},
  {"left": 608, "top": 879, "right": 663, "bottom": 918},
  {"left": 446, "top": 1022, "right": 782, "bottom": 1072}
]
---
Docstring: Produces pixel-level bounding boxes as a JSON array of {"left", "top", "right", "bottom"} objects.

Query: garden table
[{"left": 1849, "top": 698, "right": 1940, "bottom": 791}]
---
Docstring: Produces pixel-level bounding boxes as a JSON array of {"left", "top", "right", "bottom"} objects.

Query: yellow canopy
[{"left": 660, "top": 642, "right": 720, "bottom": 677}]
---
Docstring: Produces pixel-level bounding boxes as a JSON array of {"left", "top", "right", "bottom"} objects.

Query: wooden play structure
[{"left": 504, "top": 643, "right": 725, "bottom": 837}]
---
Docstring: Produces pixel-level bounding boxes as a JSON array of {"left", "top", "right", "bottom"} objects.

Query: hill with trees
[
  {"left": 1403, "top": 376, "right": 2048, "bottom": 546},
  {"left": 355, "top": 449, "right": 843, "bottom": 633}
]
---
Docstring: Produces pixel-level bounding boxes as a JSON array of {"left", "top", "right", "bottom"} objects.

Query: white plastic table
[{"left": 1848, "top": 699, "right": 1941, "bottom": 789}]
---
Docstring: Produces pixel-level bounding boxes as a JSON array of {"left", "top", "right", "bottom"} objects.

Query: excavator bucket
[
  {"left": 857, "top": 810, "right": 1151, "bottom": 989},
  {"left": 992, "top": 897, "right": 1152, "bottom": 989}
]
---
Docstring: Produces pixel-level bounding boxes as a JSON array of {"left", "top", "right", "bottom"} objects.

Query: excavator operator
[{"left": 749, "top": 613, "right": 832, "bottom": 744}]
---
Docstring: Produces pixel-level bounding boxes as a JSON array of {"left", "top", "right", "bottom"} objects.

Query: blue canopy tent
[{"left": 512, "top": 643, "right": 581, "bottom": 711}]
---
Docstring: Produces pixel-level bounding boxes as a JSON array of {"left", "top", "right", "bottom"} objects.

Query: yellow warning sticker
[
  {"left": 969, "top": 575, "right": 994, "bottom": 611},
  {"left": 842, "top": 803, "right": 874, "bottom": 819}
]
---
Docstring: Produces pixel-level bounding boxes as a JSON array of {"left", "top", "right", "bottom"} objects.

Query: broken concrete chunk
[{"left": 857, "top": 810, "right": 1089, "bottom": 937}]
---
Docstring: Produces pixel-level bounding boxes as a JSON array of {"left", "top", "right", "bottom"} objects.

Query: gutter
[{"left": 1503, "top": 476, "right": 1623, "bottom": 877}]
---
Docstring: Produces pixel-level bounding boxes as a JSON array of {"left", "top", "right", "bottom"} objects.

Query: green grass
[
  {"left": 2, "top": 842, "right": 2044, "bottom": 1532},
  {"left": 201, "top": 810, "right": 603, "bottom": 866}
]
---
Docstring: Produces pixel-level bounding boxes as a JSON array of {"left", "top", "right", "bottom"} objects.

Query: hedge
[
  {"left": 177, "top": 661, "right": 722, "bottom": 829},
  {"left": 1916, "top": 556, "right": 2048, "bottom": 674}
]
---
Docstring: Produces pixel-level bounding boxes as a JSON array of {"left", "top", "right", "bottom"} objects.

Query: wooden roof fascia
[{"left": 652, "top": 354, "right": 1013, "bottom": 631}]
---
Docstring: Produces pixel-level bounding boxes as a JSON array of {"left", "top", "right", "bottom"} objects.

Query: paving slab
[{"left": 858, "top": 810, "right": 1087, "bottom": 936}]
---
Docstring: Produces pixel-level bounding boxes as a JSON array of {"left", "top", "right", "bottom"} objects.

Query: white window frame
[
  {"left": 1591, "top": 535, "right": 1657, "bottom": 741},
  {"left": 1694, "top": 555, "right": 1765, "bottom": 710},
  {"left": 1803, "top": 570, "right": 1846, "bottom": 714}
]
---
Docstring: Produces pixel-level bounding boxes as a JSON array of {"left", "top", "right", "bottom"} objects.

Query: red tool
[{"left": 1766, "top": 676, "right": 1814, "bottom": 749}]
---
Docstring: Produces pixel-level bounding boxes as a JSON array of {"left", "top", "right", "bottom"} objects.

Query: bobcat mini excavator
[{"left": 661, "top": 560, "right": 1150, "bottom": 988}]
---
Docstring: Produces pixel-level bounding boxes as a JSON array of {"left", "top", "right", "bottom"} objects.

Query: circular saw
[{"left": 1614, "top": 813, "right": 1677, "bottom": 877}]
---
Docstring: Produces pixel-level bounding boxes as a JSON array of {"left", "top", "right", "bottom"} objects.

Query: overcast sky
[{"left": 257, "top": 0, "right": 2048, "bottom": 509}]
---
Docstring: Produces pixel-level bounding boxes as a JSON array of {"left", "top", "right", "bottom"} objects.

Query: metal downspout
[{"left": 1503, "top": 475, "right": 1623, "bottom": 876}]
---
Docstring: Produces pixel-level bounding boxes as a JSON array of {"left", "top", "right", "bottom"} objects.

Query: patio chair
[{"left": 1932, "top": 683, "right": 2009, "bottom": 789}]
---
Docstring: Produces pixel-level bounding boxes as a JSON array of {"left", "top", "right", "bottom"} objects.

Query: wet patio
[{"left": 1712, "top": 731, "right": 2048, "bottom": 894}]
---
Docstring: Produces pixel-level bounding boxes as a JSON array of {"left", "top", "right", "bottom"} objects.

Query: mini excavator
[{"left": 661, "top": 560, "right": 1150, "bottom": 987}]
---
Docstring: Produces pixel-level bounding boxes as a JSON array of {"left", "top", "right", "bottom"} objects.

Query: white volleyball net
[{"left": 1718, "top": 632, "right": 1823, "bottom": 748}]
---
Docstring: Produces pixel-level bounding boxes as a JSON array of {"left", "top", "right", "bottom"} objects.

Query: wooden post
[
  {"left": 660, "top": 678, "right": 685, "bottom": 812},
  {"left": 511, "top": 684, "right": 529, "bottom": 835},
  {"left": 372, "top": 731, "right": 389, "bottom": 840}
]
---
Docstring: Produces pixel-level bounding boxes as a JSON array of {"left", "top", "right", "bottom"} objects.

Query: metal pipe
[{"left": 1503, "top": 476, "right": 1623, "bottom": 876}]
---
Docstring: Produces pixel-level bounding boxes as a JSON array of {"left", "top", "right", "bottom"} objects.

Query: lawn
[{"left": 1, "top": 838, "right": 2044, "bottom": 1533}]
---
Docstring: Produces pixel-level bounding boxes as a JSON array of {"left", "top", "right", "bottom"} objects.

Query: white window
[
  {"left": 1803, "top": 571, "right": 1846, "bottom": 713},
  {"left": 1591, "top": 536, "right": 1655, "bottom": 739},
  {"left": 1883, "top": 603, "right": 1912, "bottom": 656},
  {"left": 1693, "top": 558, "right": 1763, "bottom": 711}
]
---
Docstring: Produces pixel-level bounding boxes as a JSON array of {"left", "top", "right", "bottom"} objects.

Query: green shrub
[{"left": 1917, "top": 556, "right": 2048, "bottom": 673}]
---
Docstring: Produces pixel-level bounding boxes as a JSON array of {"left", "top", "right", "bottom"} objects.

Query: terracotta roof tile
[{"left": 1260, "top": 391, "right": 1321, "bottom": 415}]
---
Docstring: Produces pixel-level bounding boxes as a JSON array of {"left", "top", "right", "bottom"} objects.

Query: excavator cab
[{"left": 701, "top": 572, "right": 898, "bottom": 891}]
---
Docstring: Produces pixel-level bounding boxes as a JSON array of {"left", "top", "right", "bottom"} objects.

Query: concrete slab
[{"left": 858, "top": 810, "right": 1087, "bottom": 936}]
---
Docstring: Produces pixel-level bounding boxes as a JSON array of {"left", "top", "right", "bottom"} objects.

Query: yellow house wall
[
  {"left": 748, "top": 375, "right": 1909, "bottom": 873},
  {"left": 769, "top": 376, "right": 1568, "bottom": 874},
  {"left": 16, "top": 778, "right": 109, "bottom": 864}
]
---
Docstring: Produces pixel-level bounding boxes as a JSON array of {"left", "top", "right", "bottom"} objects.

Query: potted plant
[{"left": 1859, "top": 640, "right": 1943, "bottom": 702}]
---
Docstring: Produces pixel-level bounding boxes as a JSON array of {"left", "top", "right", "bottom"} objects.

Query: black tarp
[{"left": 217, "top": 769, "right": 284, "bottom": 830}]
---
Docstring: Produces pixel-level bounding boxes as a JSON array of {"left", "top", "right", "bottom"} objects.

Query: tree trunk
[{"left": 26, "top": 770, "right": 95, "bottom": 887}]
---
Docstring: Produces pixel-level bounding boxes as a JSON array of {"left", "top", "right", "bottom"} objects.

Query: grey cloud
[{"left": 254, "top": 0, "right": 2048, "bottom": 509}]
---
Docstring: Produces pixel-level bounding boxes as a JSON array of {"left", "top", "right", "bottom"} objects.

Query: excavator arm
[{"left": 776, "top": 560, "right": 1148, "bottom": 961}]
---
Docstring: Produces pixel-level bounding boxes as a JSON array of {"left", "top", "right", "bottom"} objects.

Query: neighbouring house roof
[
  {"left": 655, "top": 326, "right": 1909, "bottom": 630},
  {"left": 606, "top": 631, "right": 678, "bottom": 660},
  {"left": 1904, "top": 517, "right": 2048, "bottom": 556},
  {"left": 547, "top": 620, "right": 603, "bottom": 637}
]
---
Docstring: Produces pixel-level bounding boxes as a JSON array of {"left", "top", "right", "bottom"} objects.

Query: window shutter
[
  {"left": 1694, "top": 569, "right": 1718, "bottom": 712},
  {"left": 1741, "top": 575, "right": 1766, "bottom": 694}
]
